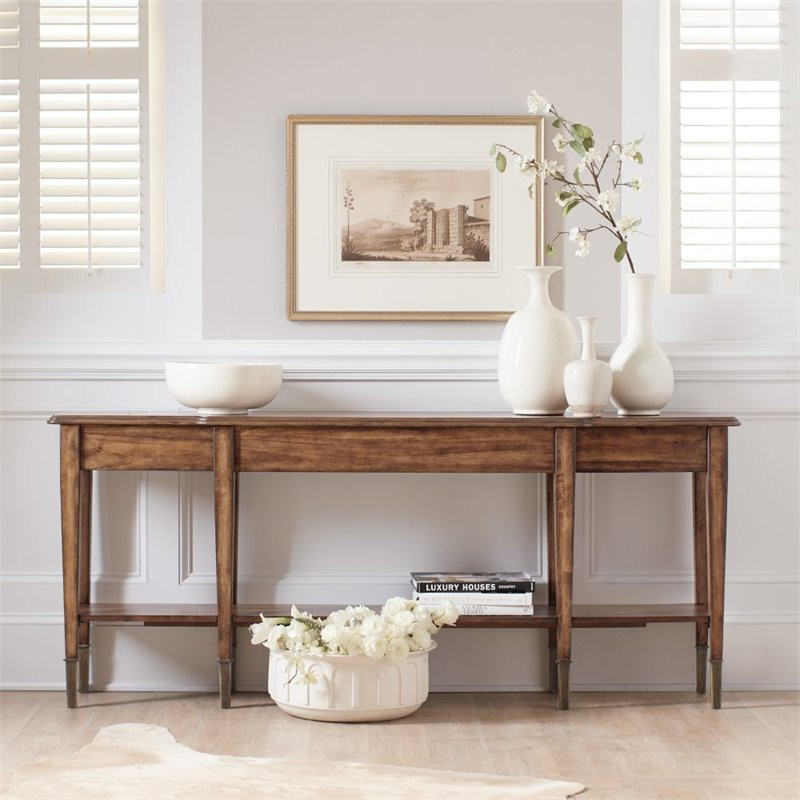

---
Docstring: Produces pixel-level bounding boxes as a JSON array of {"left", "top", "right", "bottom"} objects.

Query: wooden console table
[{"left": 49, "top": 413, "right": 739, "bottom": 711}]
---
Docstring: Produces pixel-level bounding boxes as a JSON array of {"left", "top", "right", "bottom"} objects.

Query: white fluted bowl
[
  {"left": 268, "top": 644, "right": 434, "bottom": 722},
  {"left": 165, "top": 362, "right": 282, "bottom": 415}
]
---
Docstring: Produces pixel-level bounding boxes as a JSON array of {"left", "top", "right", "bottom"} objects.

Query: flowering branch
[{"left": 491, "top": 90, "right": 644, "bottom": 273}]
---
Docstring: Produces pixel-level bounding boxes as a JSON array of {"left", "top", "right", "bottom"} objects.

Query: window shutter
[
  {"left": 40, "top": 0, "right": 139, "bottom": 48},
  {"left": 675, "top": 0, "right": 785, "bottom": 274},
  {"left": 0, "top": 80, "right": 20, "bottom": 269},
  {"left": 0, "top": 0, "right": 20, "bottom": 48},
  {"left": 39, "top": 78, "right": 141, "bottom": 269},
  {"left": 680, "top": 0, "right": 780, "bottom": 50},
  {"left": 679, "top": 79, "right": 781, "bottom": 270}
]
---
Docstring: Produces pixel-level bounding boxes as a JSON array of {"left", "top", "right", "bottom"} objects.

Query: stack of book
[{"left": 410, "top": 571, "right": 535, "bottom": 616}]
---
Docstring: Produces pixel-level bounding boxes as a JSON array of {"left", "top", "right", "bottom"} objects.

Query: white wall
[{"left": 0, "top": 0, "right": 797, "bottom": 694}]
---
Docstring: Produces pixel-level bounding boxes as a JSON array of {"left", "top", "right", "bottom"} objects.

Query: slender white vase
[
  {"left": 498, "top": 266, "right": 579, "bottom": 415},
  {"left": 563, "top": 317, "right": 612, "bottom": 417},
  {"left": 609, "top": 273, "right": 673, "bottom": 416}
]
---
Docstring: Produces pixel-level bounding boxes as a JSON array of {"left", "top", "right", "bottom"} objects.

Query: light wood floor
[{"left": 1, "top": 690, "right": 798, "bottom": 799}]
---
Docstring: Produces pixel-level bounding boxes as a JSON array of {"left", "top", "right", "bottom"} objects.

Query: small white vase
[
  {"left": 610, "top": 273, "right": 674, "bottom": 416},
  {"left": 498, "top": 266, "right": 579, "bottom": 415},
  {"left": 564, "top": 317, "right": 612, "bottom": 417},
  {"left": 267, "top": 645, "right": 433, "bottom": 722}
]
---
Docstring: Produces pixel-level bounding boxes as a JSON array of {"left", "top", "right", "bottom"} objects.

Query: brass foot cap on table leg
[
  {"left": 64, "top": 658, "right": 79, "bottom": 709},
  {"left": 695, "top": 646, "right": 708, "bottom": 695},
  {"left": 709, "top": 658, "right": 723, "bottom": 709},
  {"left": 218, "top": 659, "right": 233, "bottom": 709},
  {"left": 556, "top": 660, "right": 571, "bottom": 711}
]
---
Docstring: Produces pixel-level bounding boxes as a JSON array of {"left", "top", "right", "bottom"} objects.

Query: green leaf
[
  {"left": 562, "top": 199, "right": 580, "bottom": 216},
  {"left": 558, "top": 190, "right": 573, "bottom": 201},
  {"left": 614, "top": 241, "right": 628, "bottom": 262},
  {"left": 528, "top": 183, "right": 535, "bottom": 199},
  {"left": 489, "top": 144, "right": 497, "bottom": 157},
  {"left": 552, "top": 118, "right": 561, "bottom": 129},
  {"left": 545, "top": 243, "right": 556, "bottom": 257},
  {"left": 573, "top": 166, "right": 583, "bottom": 185},
  {"left": 495, "top": 152, "right": 507, "bottom": 173},
  {"left": 573, "top": 123, "right": 594, "bottom": 139},
  {"left": 583, "top": 137, "right": 594, "bottom": 150},
  {"left": 569, "top": 140, "right": 585, "bottom": 155},
  {"left": 633, "top": 152, "right": 643, "bottom": 164}
]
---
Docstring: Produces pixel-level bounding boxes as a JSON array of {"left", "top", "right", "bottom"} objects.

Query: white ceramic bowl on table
[{"left": 165, "top": 362, "right": 282, "bottom": 415}]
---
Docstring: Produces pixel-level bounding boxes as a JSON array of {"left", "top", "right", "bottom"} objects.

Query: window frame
[
  {"left": 0, "top": 0, "right": 160, "bottom": 294},
  {"left": 659, "top": 0, "right": 798, "bottom": 295}
]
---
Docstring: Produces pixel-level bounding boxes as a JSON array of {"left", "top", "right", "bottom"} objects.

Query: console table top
[{"left": 48, "top": 412, "right": 741, "bottom": 428}]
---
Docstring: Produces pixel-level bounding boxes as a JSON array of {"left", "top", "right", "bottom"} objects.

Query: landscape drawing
[{"left": 339, "top": 167, "right": 491, "bottom": 264}]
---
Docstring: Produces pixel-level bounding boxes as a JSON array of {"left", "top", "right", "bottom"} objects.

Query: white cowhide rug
[{"left": 7, "top": 723, "right": 585, "bottom": 799}]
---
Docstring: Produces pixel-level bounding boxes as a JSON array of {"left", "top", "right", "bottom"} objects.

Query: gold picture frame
[{"left": 287, "top": 115, "right": 543, "bottom": 321}]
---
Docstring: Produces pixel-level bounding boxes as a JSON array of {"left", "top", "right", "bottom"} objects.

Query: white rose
[
  {"left": 382, "top": 597, "right": 413, "bottom": 617},
  {"left": 364, "top": 635, "right": 388, "bottom": 660},
  {"left": 432, "top": 601, "right": 459, "bottom": 627},
  {"left": 411, "top": 624, "right": 432, "bottom": 651},
  {"left": 385, "top": 638, "right": 411, "bottom": 661}
]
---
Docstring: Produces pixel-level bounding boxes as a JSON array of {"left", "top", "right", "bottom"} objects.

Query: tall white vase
[
  {"left": 609, "top": 273, "right": 673, "bottom": 416},
  {"left": 564, "top": 316, "right": 612, "bottom": 417},
  {"left": 498, "top": 266, "right": 579, "bottom": 415}
]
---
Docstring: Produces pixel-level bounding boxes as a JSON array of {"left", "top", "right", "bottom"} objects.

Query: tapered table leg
[
  {"left": 59, "top": 426, "right": 81, "bottom": 708},
  {"left": 707, "top": 427, "right": 728, "bottom": 709},
  {"left": 214, "top": 427, "right": 236, "bottom": 709},
  {"left": 554, "top": 429, "right": 576, "bottom": 710},
  {"left": 546, "top": 473, "right": 558, "bottom": 693},
  {"left": 692, "top": 471, "right": 709, "bottom": 694},
  {"left": 78, "top": 469, "right": 93, "bottom": 693}
]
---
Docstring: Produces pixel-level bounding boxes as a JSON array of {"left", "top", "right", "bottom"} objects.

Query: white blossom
[
  {"left": 578, "top": 147, "right": 600, "bottom": 173},
  {"left": 575, "top": 237, "right": 591, "bottom": 258},
  {"left": 552, "top": 133, "right": 569, "bottom": 153},
  {"left": 618, "top": 216, "right": 641, "bottom": 240},
  {"left": 540, "top": 159, "right": 564, "bottom": 178},
  {"left": 596, "top": 190, "right": 619, "bottom": 213},
  {"left": 526, "top": 90, "right": 552, "bottom": 116},
  {"left": 568, "top": 227, "right": 581, "bottom": 242},
  {"left": 629, "top": 178, "right": 643, "bottom": 192},
  {"left": 613, "top": 140, "right": 641, "bottom": 161}
]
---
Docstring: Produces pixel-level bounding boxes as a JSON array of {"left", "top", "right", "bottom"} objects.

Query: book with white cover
[
  {"left": 413, "top": 591, "right": 533, "bottom": 606},
  {"left": 417, "top": 603, "right": 535, "bottom": 616}
]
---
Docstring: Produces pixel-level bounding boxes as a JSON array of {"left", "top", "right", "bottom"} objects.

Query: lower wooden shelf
[
  {"left": 76, "top": 602, "right": 709, "bottom": 630},
  {"left": 233, "top": 603, "right": 709, "bottom": 629},
  {"left": 78, "top": 604, "right": 217, "bottom": 626}
]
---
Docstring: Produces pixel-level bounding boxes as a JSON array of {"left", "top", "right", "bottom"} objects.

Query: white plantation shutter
[
  {"left": 679, "top": 79, "right": 781, "bottom": 269},
  {"left": 672, "top": 0, "right": 790, "bottom": 279},
  {"left": 40, "top": 0, "right": 138, "bottom": 48},
  {"left": 680, "top": 0, "right": 780, "bottom": 50},
  {"left": 0, "top": 79, "right": 20, "bottom": 268},
  {"left": 40, "top": 79, "right": 140, "bottom": 268},
  {"left": 0, "top": 0, "right": 20, "bottom": 49}
]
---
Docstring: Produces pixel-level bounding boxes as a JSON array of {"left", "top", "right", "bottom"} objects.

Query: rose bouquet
[{"left": 250, "top": 597, "right": 459, "bottom": 684}]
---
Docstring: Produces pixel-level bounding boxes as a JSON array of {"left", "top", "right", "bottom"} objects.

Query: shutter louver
[
  {"left": 680, "top": 0, "right": 780, "bottom": 50},
  {"left": 0, "top": 80, "right": 20, "bottom": 269},
  {"left": 680, "top": 79, "right": 781, "bottom": 270},
  {"left": 0, "top": 0, "right": 20, "bottom": 48},
  {"left": 40, "top": 78, "right": 141, "bottom": 269},
  {"left": 40, "top": 0, "right": 139, "bottom": 48}
]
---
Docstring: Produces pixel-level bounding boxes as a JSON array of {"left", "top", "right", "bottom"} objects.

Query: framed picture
[{"left": 287, "top": 115, "right": 543, "bottom": 320}]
